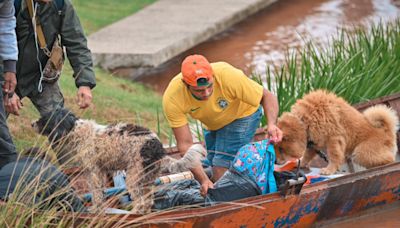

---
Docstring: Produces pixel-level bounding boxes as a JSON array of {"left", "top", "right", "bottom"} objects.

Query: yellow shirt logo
[{"left": 217, "top": 97, "right": 229, "bottom": 109}]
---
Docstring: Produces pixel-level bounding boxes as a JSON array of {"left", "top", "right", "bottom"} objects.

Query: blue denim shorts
[{"left": 203, "top": 106, "right": 262, "bottom": 168}]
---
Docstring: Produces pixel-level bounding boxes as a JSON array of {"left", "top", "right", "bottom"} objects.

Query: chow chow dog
[
  {"left": 32, "top": 108, "right": 206, "bottom": 213},
  {"left": 275, "top": 90, "right": 399, "bottom": 175}
]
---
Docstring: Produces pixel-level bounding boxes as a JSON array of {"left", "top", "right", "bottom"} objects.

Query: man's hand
[
  {"left": 4, "top": 93, "right": 23, "bottom": 116},
  {"left": 76, "top": 86, "right": 92, "bottom": 109},
  {"left": 266, "top": 124, "right": 283, "bottom": 143},
  {"left": 200, "top": 179, "right": 214, "bottom": 196},
  {"left": 3, "top": 72, "right": 17, "bottom": 94}
]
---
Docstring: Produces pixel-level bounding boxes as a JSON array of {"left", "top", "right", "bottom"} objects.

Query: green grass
[
  {"left": 254, "top": 19, "right": 400, "bottom": 117},
  {"left": 8, "top": 65, "right": 170, "bottom": 152},
  {"left": 72, "top": 0, "right": 157, "bottom": 35}
]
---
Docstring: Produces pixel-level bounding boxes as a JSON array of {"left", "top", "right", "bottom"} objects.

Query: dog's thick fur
[
  {"left": 32, "top": 108, "right": 206, "bottom": 213},
  {"left": 275, "top": 90, "right": 399, "bottom": 175}
]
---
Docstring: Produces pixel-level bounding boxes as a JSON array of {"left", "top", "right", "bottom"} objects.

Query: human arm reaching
[{"left": 172, "top": 124, "right": 214, "bottom": 196}]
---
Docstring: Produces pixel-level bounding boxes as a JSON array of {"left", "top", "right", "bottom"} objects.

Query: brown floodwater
[
  {"left": 320, "top": 202, "right": 400, "bottom": 227},
  {"left": 129, "top": 0, "right": 400, "bottom": 95}
]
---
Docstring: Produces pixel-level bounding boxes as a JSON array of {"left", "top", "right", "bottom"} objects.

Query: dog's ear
[{"left": 275, "top": 112, "right": 308, "bottom": 158}]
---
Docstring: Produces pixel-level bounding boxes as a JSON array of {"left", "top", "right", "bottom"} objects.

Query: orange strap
[{"left": 25, "top": 0, "right": 50, "bottom": 56}]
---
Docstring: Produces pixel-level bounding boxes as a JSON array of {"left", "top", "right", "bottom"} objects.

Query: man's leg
[
  {"left": 28, "top": 82, "right": 64, "bottom": 117},
  {"left": 203, "top": 129, "right": 216, "bottom": 167},
  {"left": 212, "top": 107, "right": 263, "bottom": 181},
  {"left": 211, "top": 166, "right": 227, "bottom": 182}
]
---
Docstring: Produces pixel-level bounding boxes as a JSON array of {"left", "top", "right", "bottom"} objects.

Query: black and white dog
[{"left": 32, "top": 108, "right": 206, "bottom": 213}]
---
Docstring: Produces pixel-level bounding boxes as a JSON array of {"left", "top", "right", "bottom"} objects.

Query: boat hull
[{"left": 145, "top": 163, "right": 400, "bottom": 227}]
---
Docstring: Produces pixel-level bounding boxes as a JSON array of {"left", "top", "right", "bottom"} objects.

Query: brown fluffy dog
[
  {"left": 275, "top": 90, "right": 399, "bottom": 175},
  {"left": 32, "top": 108, "right": 206, "bottom": 213}
]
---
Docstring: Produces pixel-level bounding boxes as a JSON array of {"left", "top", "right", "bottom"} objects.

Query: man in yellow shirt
[{"left": 163, "top": 54, "right": 282, "bottom": 195}]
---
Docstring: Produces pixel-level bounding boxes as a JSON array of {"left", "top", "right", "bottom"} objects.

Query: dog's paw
[{"left": 320, "top": 167, "right": 336, "bottom": 175}]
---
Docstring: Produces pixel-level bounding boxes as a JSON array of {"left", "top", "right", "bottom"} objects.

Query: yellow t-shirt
[{"left": 163, "top": 62, "right": 263, "bottom": 130}]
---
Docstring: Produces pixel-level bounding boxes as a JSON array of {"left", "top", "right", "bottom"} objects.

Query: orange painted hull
[{"left": 146, "top": 163, "right": 400, "bottom": 227}]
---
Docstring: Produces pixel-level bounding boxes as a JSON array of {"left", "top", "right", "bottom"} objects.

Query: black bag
[{"left": 205, "top": 170, "right": 260, "bottom": 205}]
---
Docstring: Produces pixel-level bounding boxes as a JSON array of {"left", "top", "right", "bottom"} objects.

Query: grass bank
[
  {"left": 8, "top": 66, "right": 168, "bottom": 151},
  {"left": 72, "top": 0, "right": 157, "bottom": 35}
]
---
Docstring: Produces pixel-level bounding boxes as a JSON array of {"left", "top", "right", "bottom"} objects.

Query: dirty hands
[
  {"left": 3, "top": 72, "right": 16, "bottom": 95},
  {"left": 4, "top": 93, "right": 23, "bottom": 116},
  {"left": 200, "top": 179, "right": 214, "bottom": 196},
  {"left": 2, "top": 72, "right": 22, "bottom": 116},
  {"left": 76, "top": 86, "right": 92, "bottom": 109},
  {"left": 265, "top": 124, "right": 283, "bottom": 143}
]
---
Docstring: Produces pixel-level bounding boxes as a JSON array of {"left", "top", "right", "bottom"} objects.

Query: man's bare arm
[
  {"left": 260, "top": 89, "right": 283, "bottom": 142},
  {"left": 172, "top": 125, "right": 213, "bottom": 195}
]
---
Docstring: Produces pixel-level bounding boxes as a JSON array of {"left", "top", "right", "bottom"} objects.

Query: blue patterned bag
[{"left": 232, "top": 139, "right": 277, "bottom": 194}]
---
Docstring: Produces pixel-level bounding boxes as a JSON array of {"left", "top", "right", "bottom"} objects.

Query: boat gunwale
[{"left": 97, "top": 161, "right": 400, "bottom": 220}]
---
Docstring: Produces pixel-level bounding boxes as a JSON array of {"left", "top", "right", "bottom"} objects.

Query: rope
[{"left": 31, "top": 1, "right": 44, "bottom": 93}]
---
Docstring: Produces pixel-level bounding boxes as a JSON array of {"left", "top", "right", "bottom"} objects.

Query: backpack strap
[{"left": 25, "top": 0, "right": 51, "bottom": 56}]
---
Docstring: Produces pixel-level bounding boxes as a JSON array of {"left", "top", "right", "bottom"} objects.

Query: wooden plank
[{"left": 353, "top": 93, "right": 400, "bottom": 111}]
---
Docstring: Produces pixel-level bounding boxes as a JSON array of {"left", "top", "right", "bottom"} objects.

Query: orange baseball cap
[{"left": 181, "top": 55, "right": 213, "bottom": 87}]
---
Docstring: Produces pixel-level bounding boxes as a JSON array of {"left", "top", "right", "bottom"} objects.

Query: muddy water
[
  {"left": 132, "top": 0, "right": 400, "bottom": 94},
  {"left": 320, "top": 202, "right": 400, "bottom": 227}
]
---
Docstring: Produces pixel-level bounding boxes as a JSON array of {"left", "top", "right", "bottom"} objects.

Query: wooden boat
[
  {"left": 2, "top": 93, "right": 399, "bottom": 227},
  {"left": 68, "top": 92, "right": 400, "bottom": 227}
]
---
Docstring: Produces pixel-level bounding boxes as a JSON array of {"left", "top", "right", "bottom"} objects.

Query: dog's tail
[
  {"left": 160, "top": 144, "right": 207, "bottom": 173},
  {"left": 363, "top": 104, "right": 399, "bottom": 135}
]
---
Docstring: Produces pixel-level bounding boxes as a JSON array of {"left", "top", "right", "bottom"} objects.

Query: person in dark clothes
[
  {"left": 6, "top": 0, "right": 96, "bottom": 117},
  {"left": 0, "top": 156, "right": 85, "bottom": 212}
]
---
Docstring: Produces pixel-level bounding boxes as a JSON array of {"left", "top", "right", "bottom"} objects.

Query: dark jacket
[
  {"left": 0, "top": 157, "right": 85, "bottom": 212},
  {"left": 15, "top": 0, "right": 96, "bottom": 97}
]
